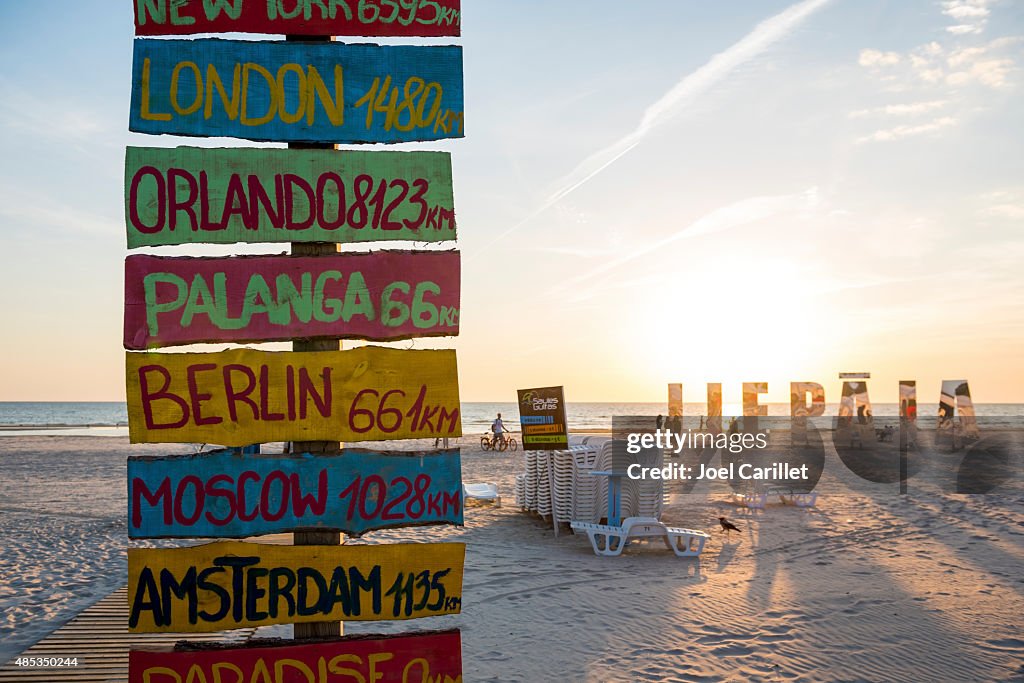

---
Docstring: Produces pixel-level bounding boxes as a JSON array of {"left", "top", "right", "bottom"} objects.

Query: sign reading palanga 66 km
[{"left": 124, "top": 251, "right": 460, "bottom": 348}]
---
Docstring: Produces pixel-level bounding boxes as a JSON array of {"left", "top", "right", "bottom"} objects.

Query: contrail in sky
[{"left": 467, "top": 0, "right": 832, "bottom": 262}]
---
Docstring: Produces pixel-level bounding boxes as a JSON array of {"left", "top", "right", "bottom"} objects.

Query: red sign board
[
  {"left": 124, "top": 251, "right": 460, "bottom": 349},
  {"left": 129, "top": 629, "right": 462, "bottom": 683},
  {"left": 134, "top": 0, "right": 461, "bottom": 37}
]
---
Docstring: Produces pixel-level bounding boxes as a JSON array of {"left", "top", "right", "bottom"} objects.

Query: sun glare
[{"left": 636, "top": 255, "right": 827, "bottom": 393}]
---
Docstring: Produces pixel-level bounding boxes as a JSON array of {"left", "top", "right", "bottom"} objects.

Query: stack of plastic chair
[
  {"left": 552, "top": 449, "right": 575, "bottom": 523},
  {"left": 569, "top": 444, "right": 599, "bottom": 523},
  {"left": 514, "top": 473, "right": 526, "bottom": 509},
  {"left": 534, "top": 452, "right": 553, "bottom": 517},
  {"left": 525, "top": 451, "right": 539, "bottom": 512}
]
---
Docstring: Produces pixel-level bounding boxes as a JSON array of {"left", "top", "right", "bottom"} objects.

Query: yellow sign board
[
  {"left": 128, "top": 540, "right": 465, "bottom": 633},
  {"left": 126, "top": 347, "right": 461, "bottom": 445}
]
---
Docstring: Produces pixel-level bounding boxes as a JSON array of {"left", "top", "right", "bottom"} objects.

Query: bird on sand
[{"left": 718, "top": 516, "right": 741, "bottom": 539}]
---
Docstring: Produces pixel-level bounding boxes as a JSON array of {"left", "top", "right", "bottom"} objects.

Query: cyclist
[{"left": 491, "top": 413, "right": 509, "bottom": 449}]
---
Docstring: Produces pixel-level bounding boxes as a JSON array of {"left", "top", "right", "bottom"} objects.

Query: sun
[{"left": 631, "top": 254, "right": 830, "bottom": 399}]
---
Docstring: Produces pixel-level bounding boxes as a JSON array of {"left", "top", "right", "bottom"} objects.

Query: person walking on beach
[{"left": 492, "top": 413, "right": 509, "bottom": 449}]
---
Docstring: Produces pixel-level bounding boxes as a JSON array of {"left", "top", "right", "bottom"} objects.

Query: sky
[{"left": 0, "top": 0, "right": 1022, "bottom": 405}]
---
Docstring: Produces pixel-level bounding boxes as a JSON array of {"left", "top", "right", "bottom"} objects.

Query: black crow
[{"left": 718, "top": 516, "right": 741, "bottom": 539}]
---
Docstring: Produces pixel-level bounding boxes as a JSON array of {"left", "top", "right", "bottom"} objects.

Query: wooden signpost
[
  {"left": 128, "top": 540, "right": 465, "bottom": 631},
  {"left": 128, "top": 630, "right": 463, "bottom": 683},
  {"left": 128, "top": 447, "right": 464, "bottom": 538},
  {"left": 134, "top": 0, "right": 462, "bottom": 38},
  {"left": 130, "top": 39, "right": 465, "bottom": 144},
  {"left": 124, "top": 251, "right": 461, "bottom": 348},
  {"left": 125, "top": 346, "right": 461, "bottom": 445},
  {"left": 123, "top": 4, "right": 467, "bottom": 677},
  {"left": 124, "top": 146, "right": 456, "bottom": 248}
]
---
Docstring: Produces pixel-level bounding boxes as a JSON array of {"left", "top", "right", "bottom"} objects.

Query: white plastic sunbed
[
  {"left": 570, "top": 516, "right": 709, "bottom": 557},
  {"left": 463, "top": 482, "right": 501, "bottom": 507}
]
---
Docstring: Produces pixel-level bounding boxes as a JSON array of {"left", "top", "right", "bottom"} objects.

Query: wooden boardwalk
[{"left": 0, "top": 587, "right": 256, "bottom": 683}]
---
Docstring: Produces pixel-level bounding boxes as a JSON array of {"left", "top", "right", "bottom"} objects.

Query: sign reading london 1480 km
[
  {"left": 128, "top": 448, "right": 463, "bottom": 538},
  {"left": 125, "top": 346, "right": 461, "bottom": 445},
  {"left": 130, "top": 39, "right": 464, "bottom": 144},
  {"left": 133, "top": 0, "right": 461, "bottom": 38},
  {"left": 518, "top": 386, "right": 569, "bottom": 450},
  {"left": 128, "top": 541, "right": 465, "bottom": 632},
  {"left": 124, "top": 251, "right": 460, "bottom": 348},
  {"left": 124, "top": 146, "right": 456, "bottom": 248}
]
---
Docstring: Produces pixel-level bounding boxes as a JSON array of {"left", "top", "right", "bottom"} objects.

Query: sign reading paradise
[
  {"left": 128, "top": 629, "right": 463, "bottom": 683},
  {"left": 517, "top": 386, "right": 569, "bottom": 450},
  {"left": 128, "top": 541, "right": 465, "bottom": 632},
  {"left": 125, "top": 146, "right": 455, "bottom": 248},
  {"left": 125, "top": 346, "right": 461, "bottom": 445},
  {"left": 130, "top": 39, "right": 464, "bottom": 144},
  {"left": 124, "top": 251, "right": 460, "bottom": 349},
  {"left": 128, "top": 447, "right": 463, "bottom": 538},
  {"left": 133, "top": 0, "right": 461, "bottom": 38}
]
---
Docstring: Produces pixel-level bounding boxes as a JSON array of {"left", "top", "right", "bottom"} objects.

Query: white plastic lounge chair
[
  {"left": 570, "top": 516, "right": 709, "bottom": 557},
  {"left": 779, "top": 491, "right": 818, "bottom": 507},
  {"left": 730, "top": 491, "right": 768, "bottom": 509},
  {"left": 463, "top": 482, "right": 501, "bottom": 507},
  {"left": 766, "top": 486, "right": 819, "bottom": 508}
]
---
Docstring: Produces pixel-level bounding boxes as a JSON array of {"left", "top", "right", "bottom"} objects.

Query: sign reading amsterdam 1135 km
[
  {"left": 130, "top": 39, "right": 464, "bottom": 144},
  {"left": 124, "top": 251, "right": 460, "bottom": 348},
  {"left": 125, "top": 346, "right": 460, "bottom": 445},
  {"left": 134, "top": 0, "right": 461, "bottom": 38},
  {"left": 128, "top": 541, "right": 465, "bottom": 632},
  {"left": 125, "top": 146, "right": 456, "bottom": 247}
]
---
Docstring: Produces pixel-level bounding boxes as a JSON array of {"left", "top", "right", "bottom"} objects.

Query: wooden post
[{"left": 287, "top": 33, "right": 342, "bottom": 640}]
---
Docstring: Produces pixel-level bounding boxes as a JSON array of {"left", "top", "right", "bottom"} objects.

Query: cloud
[
  {"left": 855, "top": 116, "right": 958, "bottom": 143},
  {"left": 849, "top": 99, "right": 948, "bottom": 118},
  {"left": 552, "top": 188, "right": 822, "bottom": 291},
  {"left": 859, "top": 49, "right": 902, "bottom": 68},
  {"left": 978, "top": 190, "right": 1024, "bottom": 219},
  {"left": 982, "top": 203, "right": 1024, "bottom": 219},
  {"left": 545, "top": 0, "right": 832, "bottom": 207},
  {"left": 466, "top": 0, "right": 834, "bottom": 262},
  {"left": 0, "top": 188, "right": 116, "bottom": 238},
  {"left": 941, "top": 0, "right": 993, "bottom": 34}
]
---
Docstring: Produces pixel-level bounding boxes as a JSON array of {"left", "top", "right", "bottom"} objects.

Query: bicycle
[{"left": 481, "top": 432, "right": 518, "bottom": 452}]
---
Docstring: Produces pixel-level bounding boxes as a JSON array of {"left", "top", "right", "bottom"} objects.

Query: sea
[{"left": 1, "top": 401, "right": 1022, "bottom": 436}]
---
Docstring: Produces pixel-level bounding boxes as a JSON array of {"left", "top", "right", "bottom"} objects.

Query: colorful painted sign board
[
  {"left": 125, "top": 346, "right": 461, "bottom": 445},
  {"left": 130, "top": 39, "right": 464, "bottom": 144},
  {"left": 517, "top": 386, "right": 569, "bottom": 450},
  {"left": 125, "top": 146, "right": 456, "bottom": 248},
  {"left": 124, "top": 251, "right": 461, "bottom": 349},
  {"left": 128, "top": 447, "right": 463, "bottom": 538},
  {"left": 134, "top": 0, "right": 461, "bottom": 38},
  {"left": 128, "top": 629, "right": 463, "bottom": 683},
  {"left": 128, "top": 540, "right": 465, "bottom": 632}
]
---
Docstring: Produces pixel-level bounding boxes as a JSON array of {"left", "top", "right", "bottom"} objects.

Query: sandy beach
[{"left": 1, "top": 434, "right": 1023, "bottom": 682}]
